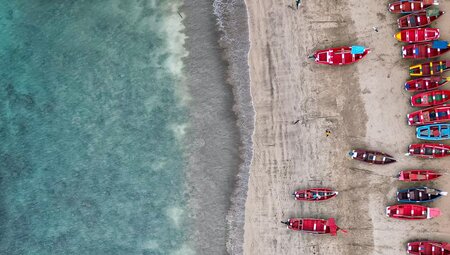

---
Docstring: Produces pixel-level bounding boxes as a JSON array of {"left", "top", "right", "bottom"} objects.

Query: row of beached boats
[
  {"left": 391, "top": 2, "right": 450, "bottom": 254},
  {"left": 287, "top": 2, "right": 450, "bottom": 253}
]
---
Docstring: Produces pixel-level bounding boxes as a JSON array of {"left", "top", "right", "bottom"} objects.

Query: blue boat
[
  {"left": 397, "top": 187, "right": 447, "bottom": 203},
  {"left": 416, "top": 124, "right": 450, "bottom": 140}
]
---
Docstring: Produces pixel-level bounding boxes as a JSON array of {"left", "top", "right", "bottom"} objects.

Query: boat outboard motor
[{"left": 281, "top": 221, "right": 289, "bottom": 225}]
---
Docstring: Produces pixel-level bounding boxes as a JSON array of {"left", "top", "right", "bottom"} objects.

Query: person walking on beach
[{"left": 325, "top": 129, "right": 331, "bottom": 137}]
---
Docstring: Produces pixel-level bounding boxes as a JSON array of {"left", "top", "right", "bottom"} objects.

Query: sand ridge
[{"left": 243, "top": 0, "right": 450, "bottom": 254}]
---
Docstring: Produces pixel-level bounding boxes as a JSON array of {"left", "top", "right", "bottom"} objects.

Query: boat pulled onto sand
[
  {"left": 293, "top": 188, "right": 338, "bottom": 202},
  {"left": 349, "top": 149, "right": 396, "bottom": 164},
  {"left": 386, "top": 204, "right": 441, "bottom": 220},
  {"left": 281, "top": 218, "right": 346, "bottom": 236},
  {"left": 398, "top": 169, "right": 442, "bottom": 182}
]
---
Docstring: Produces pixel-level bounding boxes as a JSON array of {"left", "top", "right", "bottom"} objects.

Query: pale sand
[{"left": 243, "top": 0, "right": 450, "bottom": 254}]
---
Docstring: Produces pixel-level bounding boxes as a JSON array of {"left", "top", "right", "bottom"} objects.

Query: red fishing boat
[
  {"left": 281, "top": 218, "right": 346, "bottom": 236},
  {"left": 398, "top": 11, "right": 444, "bottom": 29},
  {"left": 395, "top": 28, "right": 440, "bottom": 43},
  {"left": 405, "top": 76, "right": 449, "bottom": 92},
  {"left": 311, "top": 46, "right": 370, "bottom": 65},
  {"left": 410, "top": 60, "right": 450, "bottom": 77},
  {"left": 402, "top": 41, "right": 450, "bottom": 59},
  {"left": 398, "top": 170, "right": 442, "bottom": 182},
  {"left": 411, "top": 90, "right": 450, "bottom": 107},
  {"left": 389, "top": 0, "right": 438, "bottom": 14},
  {"left": 407, "top": 241, "right": 450, "bottom": 255},
  {"left": 407, "top": 104, "right": 450, "bottom": 125},
  {"left": 293, "top": 188, "right": 338, "bottom": 202},
  {"left": 386, "top": 204, "right": 441, "bottom": 220},
  {"left": 407, "top": 143, "right": 450, "bottom": 158},
  {"left": 349, "top": 149, "right": 396, "bottom": 164}
]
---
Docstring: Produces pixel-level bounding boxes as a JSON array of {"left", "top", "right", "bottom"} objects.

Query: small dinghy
[
  {"left": 405, "top": 76, "right": 450, "bottom": 92},
  {"left": 397, "top": 187, "right": 447, "bottom": 203},
  {"left": 310, "top": 46, "right": 370, "bottom": 65},
  {"left": 411, "top": 90, "right": 450, "bottom": 107},
  {"left": 416, "top": 124, "right": 450, "bottom": 140},
  {"left": 349, "top": 149, "right": 396, "bottom": 164},
  {"left": 410, "top": 60, "right": 450, "bottom": 77},
  {"left": 389, "top": 0, "right": 439, "bottom": 14},
  {"left": 407, "top": 143, "right": 450, "bottom": 158},
  {"left": 386, "top": 204, "right": 441, "bottom": 220},
  {"left": 407, "top": 104, "right": 450, "bottom": 125},
  {"left": 395, "top": 28, "right": 440, "bottom": 43},
  {"left": 293, "top": 188, "right": 338, "bottom": 202},
  {"left": 402, "top": 41, "right": 450, "bottom": 59},
  {"left": 398, "top": 10, "right": 444, "bottom": 29},
  {"left": 407, "top": 241, "right": 450, "bottom": 255},
  {"left": 281, "top": 218, "right": 346, "bottom": 236},
  {"left": 398, "top": 169, "right": 442, "bottom": 182}
]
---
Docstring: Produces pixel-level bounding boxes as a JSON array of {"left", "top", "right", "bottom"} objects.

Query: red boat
[
  {"left": 386, "top": 204, "right": 441, "bottom": 220},
  {"left": 410, "top": 60, "right": 450, "bottom": 77},
  {"left": 311, "top": 46, "right": 370, "bottom": 65},
  {"left": 349, "top": 149, "right": 396, "bottom": 164},
  {"left": 293, "top": 188, "right": 338, "bottom": 202},
  {"left": 411, "top": 90, "right": 450, "bottom": 107},
  {"left": 407, "top": 143, "right": 450, "bottom": 158},
  {"left": 407, "top": 104, "right": 450, "bottom": 125},
  {"left": 407, "top": 241, "right": 450, "bottom": 255},
  {"left": 405, "top": 76, "right": 449, "bottom": 92},
  {"left": 389, "top": 0, "right": 438, "bottom": 14},
  {"left": 402, "top": 42, "right": 450, "bottom": 59},
  {"left": 398, "top": 11, "right": 445, "bottom": 29},
  {"left": 395, "top": 28, "right": 440, "bottom": 43},
  {"left": 398, "top": 169, "right": 442, "bottom": 182},
  {"left": 281, "top": 218, "right": 346, "bottom": 236}
]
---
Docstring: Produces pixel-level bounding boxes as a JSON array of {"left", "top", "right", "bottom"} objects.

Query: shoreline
[
  {"left": 243, "top": 0, "right": 450, "bottom": 254},
  {"left": 181, "top": 0, "right": 253, "bottom": 254}
]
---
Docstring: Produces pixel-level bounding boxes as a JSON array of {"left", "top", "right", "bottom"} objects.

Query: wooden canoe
[
  {"left": 404, "top": 76, "right": 449, "bottom": 92},
  {"left": 402, "top": 42, "right": 450, "bottom": 59},
  {"left": 395, "top": 28, "right": 440, "bottom": 43},
  {"left": 411, "top": 90, "right": 450, "bottom": 107},
  {"left": 389, "top": 0, "right": 438, "bottom": 14},
  {"left": 407, "top": 143, "right": 450, "bottom": 158},
  {"left": 398, "top": 11, "right": 445, "bottom": 29},
  {"left": 398, "top": 169, "right": 442, "bottom": 182},
  {"left": 293, "top": 188, "right": 338, "bottom": 202},
  {"left": 407, "top": 241, "right": 450, "bottom": 255},
  {"left": 281, "top": 218, "right": 346, "bottom": 236},
  {"left": 416, "top": 124, "right": 450, "bottom": 140},
  {"left": 386, "top": 204, "right": 441, "bottom": 220},
  {"left": 349, "top": 149, "right": 396, "bottom": 164},
  {"left": 407, "top": 104, "right": 450, "bottom": 125},
  {"left": 409, "top": 60, "right": 450, "bottom": 77},
  {"left": 311, "top": 46, "right": 370, "bottom": 65}
]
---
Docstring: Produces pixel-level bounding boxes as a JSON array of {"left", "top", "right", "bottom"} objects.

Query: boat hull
[
  {"left": 411, "top": 90, "right": 450, "bottom": 107},
  {"left": 395, "top": 28, "right": 440, "bottom": 43},
  {"left": 416, "top": 124, "right": 450, "bottom": 140},
  {"left": 312, "top": 46, "right": 370, "bottom": 65},
  {"left": 283, "top": 218, "right": 343, "bottom": 236},
  {"left": 402, "top": 42, "right": 450, "bottom": 59},
  {"left": 398, "top": 11, "right": 444, "bottom": 29},
  {"left": 389, "top": 0, "right": 436, "bottom": 14},
  {"left": 398, "top": 170, "right": 442, "bottom": 182},
  {"left": 293, "top": 188, "right": 338, "bottom": 202},
  {"left": 410, "top": 61, "right": 450, "bottom": 77},
  {"left": 386, "top": 204, "right": 441, "bottom": 220},
  {"left": 350, "top": 149, "right": 396, "bottom": 164},
  {"left": 397, "top": 187, "right": 446, "bottom": 203},
  {"left": 407, "top": 241, "right": 450, "bottom": 255},
  {"left": 407, "top": 104, "right": 450, "bottom": 126},
  {"left": 407, "top": 143, "right": 450, "bottom": 158},
  {"left": 405, "top": 76, "right": 449, "bottom": 92}
]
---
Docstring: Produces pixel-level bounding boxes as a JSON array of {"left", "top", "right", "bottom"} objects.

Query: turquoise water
[{"left": 0, "top": 1, "right": 192, "bottom": 254}]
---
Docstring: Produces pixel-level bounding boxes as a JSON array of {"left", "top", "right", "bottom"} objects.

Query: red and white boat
[
  {"left": 402, "top": 42, "right": 450, "bottom": 59},
  {"left": 398, "top": 170, "right": 442, "bottom": 182},
  {"left": 386, "top": 204, "right": 441, "bottom": 220},
  {"left": 311, "top": 46, "right": 370, "bottom": 65},
  {"left": 407, "top": 104, "right": 450, "bottom": 125},
  {"left": 411, "top": 90, "right": 450, "bottom": 107},
  {"left": 410, "top": 60, "right": 450, "bottom": 77},
  {"left": 389, "top": 0, "right": 438, "bottom": 14},
  {"left": 398, "top": 11, "right": 445, "bottom": 29},
  {"left": 293, "top": 188, "right": 338, "bottom": 202},
  {"left": 395, "top": 28, "right": 440, "bottom": 43},
  {"left": 407, "top": 143, "right": 450, "bottom": 158},
  {"left": 281, "top": 218, "right": 346, "bottom": 236},
  {"left": 405, "top": 76, "right": 450, "bottom": 92},
  {"left": 407, "top": 241, "right": 450, "bottom": 254}
]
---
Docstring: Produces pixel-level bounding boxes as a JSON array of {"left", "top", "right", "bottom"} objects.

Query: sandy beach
[{"left": 243, "top": 0, "right": 450, "bottom": 254}]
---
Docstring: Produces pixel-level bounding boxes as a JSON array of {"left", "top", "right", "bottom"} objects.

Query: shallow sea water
[{"left": 0, "top": 1, "right": 192, "bottom": 254}]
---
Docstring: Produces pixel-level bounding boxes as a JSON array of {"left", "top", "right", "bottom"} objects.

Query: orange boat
[
  {"left": 281, "top": 218, "right": 346, "bottom": 236},
  {"left": 395, "top": 28, "right": 440, "bottom": 43}
]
